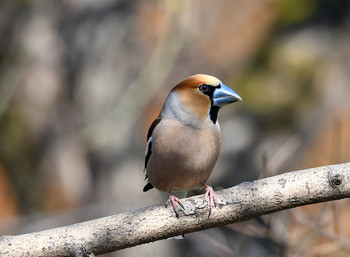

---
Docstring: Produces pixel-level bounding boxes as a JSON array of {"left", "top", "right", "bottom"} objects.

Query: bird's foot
[
  {"left": 203, "top": 185, "right": 217, "bottom": 215},
  {"left": 166, "top": 194, "right": 184, "bottom": 218}
]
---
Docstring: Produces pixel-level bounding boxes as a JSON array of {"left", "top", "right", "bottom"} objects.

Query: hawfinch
[{"left": 143, "top": 74, "right": 242, "bottom": 217}]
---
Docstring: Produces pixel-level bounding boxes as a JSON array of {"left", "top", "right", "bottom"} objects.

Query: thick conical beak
[{"left": 212, "top": 83, "right": 242, "bottom": 107}]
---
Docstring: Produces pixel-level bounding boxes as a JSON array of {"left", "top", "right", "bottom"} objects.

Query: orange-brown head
[{"left": 160, "top": 74, "right": 241, "bottom": 127}]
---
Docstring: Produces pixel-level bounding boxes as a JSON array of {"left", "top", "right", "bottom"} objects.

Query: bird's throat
[{"left": 209, "top": 106, "right": 219, "bottom": 124}]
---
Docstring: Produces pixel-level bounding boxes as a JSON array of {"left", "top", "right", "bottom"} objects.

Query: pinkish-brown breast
[{"left": 146, "top": 119, "right": 221, "bottom": 192}]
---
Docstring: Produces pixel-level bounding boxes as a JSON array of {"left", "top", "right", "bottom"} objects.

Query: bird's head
[{"left": 164, "top": 74, "right": 241, "bottom": 125}]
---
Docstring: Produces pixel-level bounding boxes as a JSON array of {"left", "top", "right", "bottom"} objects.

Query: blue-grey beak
[{"left": 212, "top": 83, "right": 242, "bottom": 107}]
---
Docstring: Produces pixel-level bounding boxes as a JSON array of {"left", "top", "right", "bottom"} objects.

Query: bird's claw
[
  {"left": 204, "top": 185, "right": 217, "bottom": 215},
  {"left": 166, "top": 195, "right": 184, "bottom": 218}
]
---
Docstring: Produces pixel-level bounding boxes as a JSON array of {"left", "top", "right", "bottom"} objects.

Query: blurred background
[{"left": 1, "top": 0, "right": 350, "bottom": 256}]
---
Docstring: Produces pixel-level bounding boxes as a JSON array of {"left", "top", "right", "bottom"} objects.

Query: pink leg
[
  {"left": 166, "top": 193, "right": 184, "bottom": 218},
  {"left": 203, "top": 184, "right": 217, "bottom": 213}
]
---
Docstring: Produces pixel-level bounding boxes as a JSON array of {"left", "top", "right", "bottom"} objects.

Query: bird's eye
[{"left": 199, "top": 84, "right": 209, "bottom": 93}]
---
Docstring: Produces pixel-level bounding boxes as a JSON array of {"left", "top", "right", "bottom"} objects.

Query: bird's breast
[{"left": 146, "top": 119, "right": 221, "bottom": 192}]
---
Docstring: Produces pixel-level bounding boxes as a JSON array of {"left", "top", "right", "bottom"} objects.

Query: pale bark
[{"left": 1, "top": 162, "right": 350, "bottom": 257}]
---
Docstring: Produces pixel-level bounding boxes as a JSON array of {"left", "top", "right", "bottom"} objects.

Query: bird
[{"left": 143, "top": 74, "right": 242, "bottom": 217}]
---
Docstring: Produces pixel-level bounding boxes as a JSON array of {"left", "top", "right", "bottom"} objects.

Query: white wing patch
[
  {"left": 145, "top": 136, "right": 152, "bottom": 155},
  {"left": 144, "top": 136, "right": 153, "bottom": 170}
]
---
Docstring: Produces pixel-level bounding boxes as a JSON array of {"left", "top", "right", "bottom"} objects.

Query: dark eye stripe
[
  {"left": 198, "top": 84, "right": 220, "bottom": 124},
  {"left": 198, "top": 83, "right": 215, "bottom": 97}
]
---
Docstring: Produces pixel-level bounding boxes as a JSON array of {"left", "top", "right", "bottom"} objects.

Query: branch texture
[{"left": 1, "top": 162, "right": 350, "bottom": 256}]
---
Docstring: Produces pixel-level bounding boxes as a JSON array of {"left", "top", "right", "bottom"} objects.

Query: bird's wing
[{"left": 143, "top": 118, "right": 161, "bottom": 192}]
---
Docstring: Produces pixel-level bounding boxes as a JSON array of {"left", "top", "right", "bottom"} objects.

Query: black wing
[{"left": 143, "top": 118, "right": 161, "bottom": 192}]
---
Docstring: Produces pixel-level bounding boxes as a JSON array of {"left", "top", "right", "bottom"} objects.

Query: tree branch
[{"left": 1, "top": 162, "right": 350, "bottom": 257}]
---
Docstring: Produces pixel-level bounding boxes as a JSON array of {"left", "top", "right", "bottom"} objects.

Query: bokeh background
[{"left": 1, "top": 0, "right": 350, "bottom": 256}]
